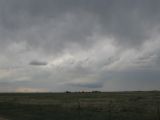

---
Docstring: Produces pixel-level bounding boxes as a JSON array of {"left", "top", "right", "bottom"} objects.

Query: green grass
[{"left": 0, "top": 91, "right": 159, "bottom": 120}]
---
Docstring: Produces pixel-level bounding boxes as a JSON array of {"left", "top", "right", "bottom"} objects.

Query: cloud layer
[{"left": 0, "top": 0, "right": 160, "bottom": 92}]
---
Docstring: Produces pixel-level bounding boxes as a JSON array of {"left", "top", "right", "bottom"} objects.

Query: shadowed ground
[
  {"left": 0, "top": 117, "right": 8, "bottom": 120},
  {"left": 0, "top": 91, "right": 159, "bottom": 120}
]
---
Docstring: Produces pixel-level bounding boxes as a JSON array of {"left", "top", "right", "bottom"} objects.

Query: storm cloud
[{"left": 0, "top": 0, "right": 160, "bottom": 92}]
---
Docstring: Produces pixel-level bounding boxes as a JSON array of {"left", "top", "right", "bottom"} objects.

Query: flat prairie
[{"left": 0, "top": 91, "right": 159, "bottom": 120}]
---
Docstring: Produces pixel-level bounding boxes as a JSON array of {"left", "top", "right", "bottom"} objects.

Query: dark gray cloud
[
  {"left": 29, "top": 60, "right": 48, "bottom": 66},
  {"left": 0, "top": 0, "right": 160, "bottom": 52}
]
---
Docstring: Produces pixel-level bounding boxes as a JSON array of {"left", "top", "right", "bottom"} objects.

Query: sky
[{"left": 0, "top": 0, "right": 160, "bottom": 92}]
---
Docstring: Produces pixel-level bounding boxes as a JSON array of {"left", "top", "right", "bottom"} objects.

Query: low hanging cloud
[
  {"left": 69, "top": 82, "right": 103, "bottom": 89},
  {"left": 29, "top": 60, "right": 48, "bottom": 66}
]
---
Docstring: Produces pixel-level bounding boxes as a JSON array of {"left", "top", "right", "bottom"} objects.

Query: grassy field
[{"left": 0, "top": 91, "right": 160, "bottom": 120}]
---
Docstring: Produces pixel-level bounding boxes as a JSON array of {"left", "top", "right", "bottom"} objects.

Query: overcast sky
[{"left": 0, "top": 0, "right": 160, "bottom": 92}]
